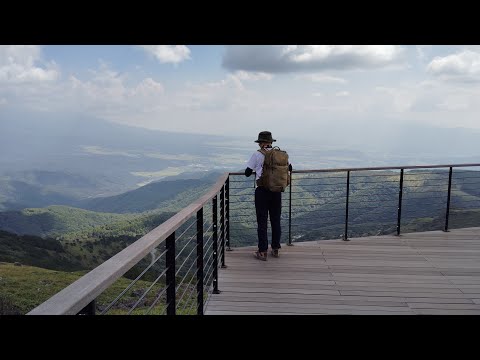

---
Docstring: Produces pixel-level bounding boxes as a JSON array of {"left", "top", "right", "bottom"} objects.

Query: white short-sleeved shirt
[{"left": 246, "top": 148, "right": 271, "bottom": 181}]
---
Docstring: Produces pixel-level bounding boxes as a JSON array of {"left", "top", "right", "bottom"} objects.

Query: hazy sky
[{"left": 1, "top": 45, "right": 480, "bottom": 141}]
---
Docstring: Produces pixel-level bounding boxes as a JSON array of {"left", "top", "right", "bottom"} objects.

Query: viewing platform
[
  {"left": 206, "top": 228, "right": 480, "bottom": 315},
  {"left": 28, "top": 163, "right": 480, "bottom": 315}
]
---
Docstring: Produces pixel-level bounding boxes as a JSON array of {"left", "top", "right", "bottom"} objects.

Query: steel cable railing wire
[
  {"left": 175, "top": 249, "right": 198, "bottom": 286},
  {"left": 176, "top": 211, "right": 213, "bottom": 301},
  {"left": 204, "top": 247, "right": 215, "bottom": 271},
  {"left": 161, "top": 300, "right": 170, "bottom": 315},
  {"left": 203, "top": 264, "right": 215, "bottom": 290},
  {"left": 203, "top": 235, "right": 215, "bottom": 258},
  {"left": 185, "top": 292, "right": 198, "bottom": 315},
  {"left": 199, "top": 235, "right": 213, "bottom": 252},
  {"left": 203, "top": 222, "right": 214, "bottom": 237},
  {"left": 188, "top": 260, "right": 214, "bottom": 313},
  {"left": 175, "top": 218, "right": 197, "bottom": 244},
  {"left": 179, "top": 278, "right": 199, "bottom": 314},
  {"left": 175, "top": 232, "right": 197, "bottom": 262},
  {"left": 172, "top": 209, "right": 214, "bottom": 313},
  {"left": 100, "top": 246, "right": 168, "bottom": 315},
  {"left": 202, "top": 276, "right": 215, "bottom": 309},
  {"left": 127, "top": 266, "right": 169, "bottom": 314},
  {"left": 229, "top": 166, "right": 480, "bottom": 246},
  {"left": 176, "top": 271, "right": 198, "bottom": 310},
  {"left": 174, "top": 218, "right": 197, "bottom": 238},
  {"left": 202, "top": 248, "right": 215, "bottom": 274},
  {"left": 177, "top": 276, "right": 198, "bottom": 306},
  {"left": 175, "top": 245, "right": 202, "bottom": 297},
  {"left": 203, "top": 268, "right": 214, "bottom": 293},
  {"left": 145, "top": 284, "right": 169, "bottom": 315}
]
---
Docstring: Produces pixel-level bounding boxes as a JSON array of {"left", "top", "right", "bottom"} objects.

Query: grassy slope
[{"left": 0, "top": 263, "right": 198, "bottom": 315}]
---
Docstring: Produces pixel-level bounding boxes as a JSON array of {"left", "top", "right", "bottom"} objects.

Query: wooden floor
[{"left": 205, "top": 227, "right": 480, "bottom": 315}]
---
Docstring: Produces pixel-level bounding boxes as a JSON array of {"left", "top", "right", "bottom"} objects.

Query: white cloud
[
  {"left": 223, "top": 45, "right": 406, "bottom": 73},
  {"left": 232, "top": 70, "right": 273, "bottom": 81},
  {"left": 5, "top": 45, "right": 480, "bottom": 138},
  {"left": 436, "top": 98, "right": 469, "bottom": 111},
  {"left": 427, "top": 50, "right": 480, "bottom": 82},
  {"left": 130, "top": 78, "right": 165, "bottom": 97},
  {"left": 416, "top": 45, "right": 432, "bottom": 61},
  {"left": 0, "top": 45, "right": 59, "bottom": 83},
  {"left": 176, "top": 75, "right": 248, "bottom": 111},
  {"left": 298, "top": 73, "right": 347, "bottom": 84},
  {"left": 11, "top": 62, "right": 252, "bottom": 133},
  {"left": 374, "top": 86, "right": 417, "bottom": 113},
  {"left": 139, "top": 45, "right": 191, "bottom": 64},
  {"left": 0, "top": 62, "right": 169, "bottom": 120}
]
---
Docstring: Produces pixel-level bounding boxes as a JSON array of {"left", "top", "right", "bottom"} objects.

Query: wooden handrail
[
  {"left": 229, "top": 163, "right": 480, "bottom": 176},
  {"left": 28, "top": 173, "right": 229, "bottom": 315}
]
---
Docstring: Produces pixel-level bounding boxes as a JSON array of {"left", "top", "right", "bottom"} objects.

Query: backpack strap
[{"left": 256, "top": 148, "right": 268, "bottom": 187}]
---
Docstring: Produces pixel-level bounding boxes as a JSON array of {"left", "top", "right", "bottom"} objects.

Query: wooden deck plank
[
  {"left": 412, "top": 309, "right": 480, "bottom": 315},
  {"left": 338, "top": 290, "right": 469, "bottom": 298},
  {"left": 205, "top": 227, "right": 480, "bottom": 315},
  {"left": 208, "top": 297, "right": 408, "bottom": 308},
  {"left": 208, "top": 300, "right": 411, "bottom": 311},
  {"left": 210, "top": 293, "right": 475, "bottom": 305}
]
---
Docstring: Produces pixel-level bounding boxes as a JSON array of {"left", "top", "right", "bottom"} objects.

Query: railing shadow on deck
[{"left": 28, "top": 163, "right": 480, "bottom": 315}]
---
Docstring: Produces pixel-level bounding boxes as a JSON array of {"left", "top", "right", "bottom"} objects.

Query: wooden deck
[{"left": 205, "top": 227, "right": 480, "bottom": 315}]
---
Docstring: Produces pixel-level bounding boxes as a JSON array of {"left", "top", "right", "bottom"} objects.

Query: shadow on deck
[{"left": 205, "top": 227, "right": 480, "bottom": 315}]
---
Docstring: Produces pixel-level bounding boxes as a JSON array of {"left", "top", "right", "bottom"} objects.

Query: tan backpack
[{"left": 256, "top": 146, "right": 290, "bottom": 192}]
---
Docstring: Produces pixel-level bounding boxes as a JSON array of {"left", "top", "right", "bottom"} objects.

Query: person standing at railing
[{"left": 244, "top": 131, "right": 292, "bottom": 261}]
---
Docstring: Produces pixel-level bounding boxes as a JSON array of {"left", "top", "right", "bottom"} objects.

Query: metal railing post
[
  {"left": 212, "top": 195, "right": 220, "bottom": 294},
  {"left": 220, "top": 184, "right": 226, "bottom": 268},
  {"left": 397, "top": 169, "right": 404, "bottom": 236},
  {"left": 165, "top": 232, "right": 176, "bottom": 315},
  {"left": 288, "top": 171, "right": 293, "bottom": 246},
  {"left": 343, "top": 171, "right": 350, "bottom": 241},
  {"left": 196, "top": 208, "right": 204, "bottom": 315},
  {"left": 77, "top": 300, "right": 95, "bottom": 315},
  {"left": 444, "top": 167, "right": 453, "bottom": 232},
  {"left": 226, "top": 177, "right": 231, "bottom": 251}
]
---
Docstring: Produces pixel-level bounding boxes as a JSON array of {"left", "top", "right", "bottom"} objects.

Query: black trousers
[{"left": 255, "top": 186, "right": 282, "bottom": 252}]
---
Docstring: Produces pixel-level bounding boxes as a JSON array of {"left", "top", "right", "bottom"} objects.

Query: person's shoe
[
  {"left": 271, "top": 249, "right": 279, "bottom": 258},
  {"left": 254, "top": 250, "right": 267, "bottom": 261}
]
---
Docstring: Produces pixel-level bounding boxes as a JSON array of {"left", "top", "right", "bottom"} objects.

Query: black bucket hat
[{"left": 254, "top": 131, "right": 276, "bottom": 143}]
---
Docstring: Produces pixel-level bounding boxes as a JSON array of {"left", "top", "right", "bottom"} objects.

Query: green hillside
[
  {"left": 0, "top": 170, "right": 121, "bottom": 211},
  {"left": 0, "top": 206, "right": 175, "bottom": 271},
  {"left": 58, "top": 211, "right": 175, "bottom": 269},
  {"left": 80, "top": 178, "right": 214, "bottom": 213},
  {"left": 0, "top": 230, "right": 84, "bottom": 271},
  {"left": 0, "top": 178, "right": 78, "bottom": 211},
  {"left": 0, "top": 205, "right": 137, "bottom": 238}
]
